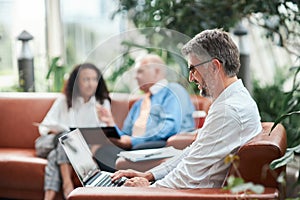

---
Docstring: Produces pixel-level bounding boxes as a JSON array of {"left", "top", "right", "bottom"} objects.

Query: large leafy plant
[
  {"left": 271, "top": 66, "right": 300, "bottom": 146},
  {"left": 113, "top": 0, "right": 299, "bottom": 45},
  {"left": 46, "top": 57, "right": 67, "bottom": 92},
  {"left": 253, "top": 66, "right": 300, "bottom": 148},
  {"left": 268, "top": 65, "right": 300, "bottom": 192}
]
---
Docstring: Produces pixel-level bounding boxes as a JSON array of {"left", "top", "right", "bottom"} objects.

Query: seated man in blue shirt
[{"left": 97, "top": 54, "right": 195, "bottom": 150}]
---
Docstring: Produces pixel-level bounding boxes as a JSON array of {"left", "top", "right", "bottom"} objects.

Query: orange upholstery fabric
[
  {"left": 69, "top": 122, "right": 287, "bottom": 200},
  {"left": 68, "top": 187, "right": 279, "bottom": 200},
  {"left": 0, "top": 93, "right": 57, "bottom": 148},
  {"left": 0, "top": 92, "right": 211, "bottom": 200},
  {"left": 227, "top": 122, "right": 286, "bottom": 189}
]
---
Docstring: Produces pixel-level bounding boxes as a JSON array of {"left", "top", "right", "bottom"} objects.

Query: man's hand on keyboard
[
  {"left": 111, "top": 169, "right": 154, "bottom": 186},
  {"left": 111, "top": 169, "right": 142, "bottom": 182},
  {"left": 123, "top": 177, "right": 150, "bottom": 187}
]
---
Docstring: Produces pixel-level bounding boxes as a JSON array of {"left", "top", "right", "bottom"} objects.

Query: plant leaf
[
  {"left": 269, "top": 111, "right": 300, "bottom": 134},
  {"left": 289, "top": 144, "right": 300, "bottom": 153},
  {"left": 224, "top": 154, "right": 240, "bottom": 164},
  {"left": 46, "top": 57, "right": 60, "bottom": 79},
  {"left": 270, "top": 150, "right": 294, "bottom": 169},
  {"left": 269, "top": 144, "right": 300, "bottom": 170},
  {"left": 226, "top": 175, "right": 244, "bottom": 188},
  {"left": 230, "top": 182, "right": 264, "bottom": 194}
]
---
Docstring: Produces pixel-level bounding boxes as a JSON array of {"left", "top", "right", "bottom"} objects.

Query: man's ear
[
  {"left": 212, "top": 59, "right": 221, "bottom": 73},
  {"left": 212, "top": 64, "right": 217, "bottom": 72},
  {"left": 154, "top": 67, "right": 161, "bottom": 76}
]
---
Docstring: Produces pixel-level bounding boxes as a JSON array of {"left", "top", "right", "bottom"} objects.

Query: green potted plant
[
  {"left": 269, "top": 65, "right": 300, "bottom": 194},
  {"left": 46, "top": 56, "right": 66, "bottom": 92}
]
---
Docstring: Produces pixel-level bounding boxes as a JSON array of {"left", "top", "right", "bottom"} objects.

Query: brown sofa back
[
  {"left": 111, "top": 93, "right": 211, "bottom": 129},
  {"left": 0, "top": 93, "right": 58, "bottom": 148},
  {"left": 226, "top": 122, "right": 287, "bottom": 189},
  {"left": 0, "top": 92, "right": 211, "bottom": 149},
  {"left": 110, "top": 93, "right": 142, "bottom": 130}
]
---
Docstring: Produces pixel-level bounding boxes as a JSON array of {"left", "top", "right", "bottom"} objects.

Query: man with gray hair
[
  {"left": 111, "top": 29, "right": 262, "bottom": 188},
  {"left": 98, "top": 54, "right": 195, "bottom": 150}
]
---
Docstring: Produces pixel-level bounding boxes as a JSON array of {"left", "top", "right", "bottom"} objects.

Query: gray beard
[{"left": 200, "top": 87, "right": 210, "bottom": 98}]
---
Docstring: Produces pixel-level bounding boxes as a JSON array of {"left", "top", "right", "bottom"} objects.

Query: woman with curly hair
[{"left": 36, "top": 63, "right": 110, "bottom": 200}]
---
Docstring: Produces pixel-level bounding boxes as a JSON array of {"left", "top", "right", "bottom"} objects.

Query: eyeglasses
[
  {"left": 188, "top": 58, "right": 222, "bottom": 74},
  {"left": 188, "top": 59, "right": 213, "bottom": 74}
]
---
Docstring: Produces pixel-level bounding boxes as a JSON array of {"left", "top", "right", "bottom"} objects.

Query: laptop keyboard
[{"left": 87, "top": 172, "right": 125, "bottom": 187}]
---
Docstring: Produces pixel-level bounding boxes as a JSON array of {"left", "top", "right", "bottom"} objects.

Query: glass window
[
  {"left": 0, "top": 0, "right": 46, "bottom": 91},
  {"left": 60, "top": 0, "right": 126, "bottom": 69},
  {"left": 0, "top": 0, "right": 125, "bottom": 92}
]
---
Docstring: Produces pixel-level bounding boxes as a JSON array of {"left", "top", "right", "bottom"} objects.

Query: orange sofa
[
  {"left": 68, "top": 122, "right": 287, "bottom": 200},
  {"left": 0, "top": 92, "right": 210, "bottom": 200}
]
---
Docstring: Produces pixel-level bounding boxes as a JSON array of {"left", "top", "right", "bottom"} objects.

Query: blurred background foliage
[
  {"left": 253, "top": 66, "right": 300, "bottom": 148},
  {"left": 110, "top": 0, "right": 299, "bottom": 97},
  {"left": 112, "top": 0, "right": 299, "bottom": 48}
]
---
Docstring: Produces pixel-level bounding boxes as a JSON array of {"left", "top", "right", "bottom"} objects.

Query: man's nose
[{"left": 188, "top": 71, "right": 194, "bottom": 82}]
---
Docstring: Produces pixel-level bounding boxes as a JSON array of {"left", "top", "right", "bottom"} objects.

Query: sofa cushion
[
  {"left": 0, "top": 92, "right": 58, "bottom": 148},
  {"left": 0, "top": 148, "right": 46, "bottom": 196}
]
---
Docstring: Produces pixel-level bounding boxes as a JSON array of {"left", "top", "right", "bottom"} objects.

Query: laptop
[
  {"left": 59, "top": 128, "right": 127, "bottom": 187},
  {"left": 70, "top": 127, "right": 120, "bottom": 145}
]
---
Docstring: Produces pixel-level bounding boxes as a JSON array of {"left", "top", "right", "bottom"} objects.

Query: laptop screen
[
  {"left": 69, "top": 127, "right": 120, "bottom": 144},
  {"left": 59, "top": 129, "right": 100, "bottom": 184}
]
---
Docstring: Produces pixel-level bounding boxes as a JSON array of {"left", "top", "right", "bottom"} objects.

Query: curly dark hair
[{"left": 63, "top": 63, "right": 110, "bottom": 109}]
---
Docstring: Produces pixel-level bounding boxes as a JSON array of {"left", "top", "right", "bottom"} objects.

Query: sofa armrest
[
  {"left": 132, "top": 140, "right": 166, "bottom": 150},
  {"left": 166, "top": 132, "right": 196, "bottom": 150},
  {"left": 67, "top": 187, "right": 279, "bottom": 200}
]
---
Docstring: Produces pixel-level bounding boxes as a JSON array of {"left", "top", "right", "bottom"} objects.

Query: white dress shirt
[
  {"left": 39, "top": 94, "right": 110, "bottom": 135},
  {"left": 149, "top": 79, "right": 262, "bottom": 189}
]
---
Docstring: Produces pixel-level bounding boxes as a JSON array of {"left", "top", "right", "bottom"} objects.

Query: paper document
[
  {"left": 118, "top": 146, "right": 182, "bottom": 162},
  {"left": 32, "top": 122, "right": 70, "bottom": 133}
]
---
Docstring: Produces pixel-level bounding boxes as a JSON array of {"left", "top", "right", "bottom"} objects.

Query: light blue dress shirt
[{"left": 116, "top": 80, "right": 195, "bottom": 147}]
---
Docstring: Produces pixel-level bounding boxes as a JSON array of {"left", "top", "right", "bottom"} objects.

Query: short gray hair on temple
[{"left": 181, "top": 29, "right": 240, "bottom": 77}]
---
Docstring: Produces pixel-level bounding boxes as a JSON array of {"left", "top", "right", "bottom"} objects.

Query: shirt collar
[
  {"left": 213, "top": 79, "right": 243, "bottom": 103},
  {"left": 74, "top": 95, "right": 96, "bottom": 105},
  {"left": 149, "top": 79, "right": 168, "bottom": 95}
]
